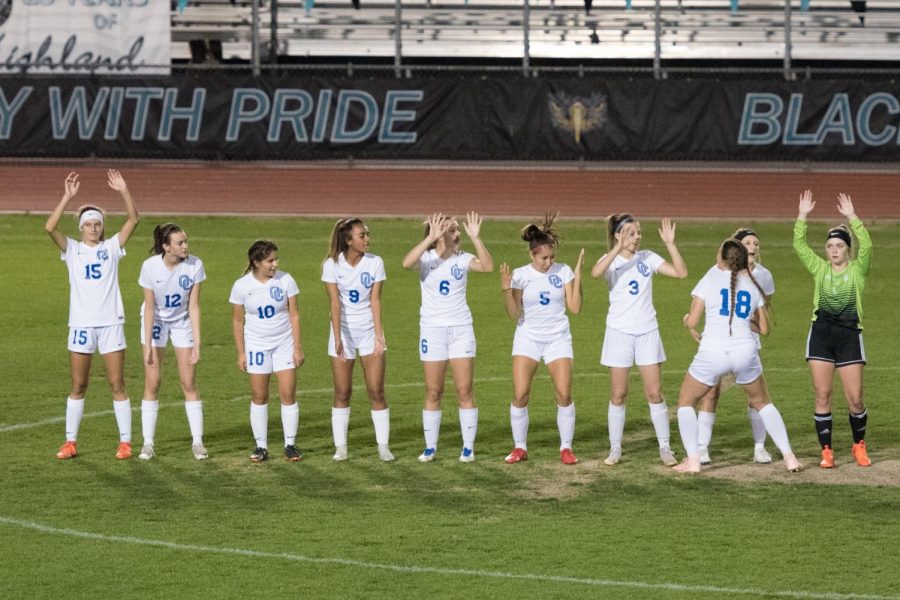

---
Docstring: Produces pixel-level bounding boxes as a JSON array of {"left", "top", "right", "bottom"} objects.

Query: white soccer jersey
[
  {"left": 138, "top": 255, "right": 207, "bottom": 322},
  {"left": 61, "top": 235, "right": 126, "bottom": 328},
  {"left": 229, "top": 270, "right": 299, "bottom": 343},
  {"left": 602, "top": 249, "right": 665, "bottom": 335},
  {"left": 511, "top": 262, "right": 574, "bottom": 339},
  {"left": 321, "top": 252, "right": 386, "bottom": 329},
  {"left": 692, "top": 265, "right": 765, "bottom": 351},
  {"left": 418, "top": 249, "right": 474, "bottom": 327}
]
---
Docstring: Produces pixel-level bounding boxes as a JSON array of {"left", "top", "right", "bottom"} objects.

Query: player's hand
[
  {"left": 798, "top": 190, "right": 815, "bottom": 219},
  {"left": 64, "top": 172, "right": 80, "bottom": 200},
  {"left": 335, "top": 339, "right": 347, "bottom": 363},
  {"left": 107, "top": 169, "right": 127, "bottom": 193},
  {"left": 144, "top": 345, "right": 154, "bottom": 367},
  {"left": 190, "top": 345, "right": 200, "bottom": 365},
  {"left": 463, "top": 212, "right": 482, "bottom": 239},
  {"left": 425, "top": 213, "right": 449, "bottom": 243},
  {"left": 836, "top": 193, "right": 857, "bottom": 221},
  {"left": 373, "top": 335, "right": 386, "bottom": 356},
  {"left": 499, "top": 262, "right": 512, "bottom": 290},
  {"left": 574, "top": 248, "right": 585, "bottom": 274},
  {"left": 659, "top": 218, "right": 676, "bottom": 245},
  {"left": 294, "top": 348, "right": 305, "bottom": 368},
  {"left": 237, "top": 354, "right": 247, "bottom": 372}
]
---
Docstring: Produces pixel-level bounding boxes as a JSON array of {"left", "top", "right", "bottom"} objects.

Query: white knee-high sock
[
  {"left": 422, "top": 409, "right": 442, "bottom": 450},
  {"left": 697, "top": 410, "right": 716, "bottom": 451},
  {"left": 371, "top": 408, "right": 390, "bottom": 446},
  {"left": 250, "top": 403, "right": 268, "bottom": 449},
  {"left": 65, "top": 397, "right": 84, "bottom": 442},
  {"left": 510, "top": 405, "right": 529, "bottom": 450},
  {"left": 677, "top": 406, "right": 699, "bottom": 457},
  {"left": 282, "top": 402, "right": 299, "bottom": 446},
  {"left": 141, "top": 399, "right": 158, "bottom": 446},
  {"left": 608, "top": 403, "right": 626, "bottom": 451},
  {"left": 757, "top": 404, "right": 793, "bottom": 457},
  {"left": 557, "top": 403, "right": 576, "bottom": 450},
  {"left": 649, "top": 401, "right": 671, "bottom": 448},
  {"left": 459, "top": 407, "right": 478, "bottom": 450},
  {"left": 184, "top": 400, "right": 204, "bottom": 444},
  {"left": 748, "top": 407, "right": 767, "bottom": 445},
  {"left": 113, "top": 399, "right": 132, "bottom": 443},
  {"left": 332, "top": 406, "right": 350, "bottom": 448}
]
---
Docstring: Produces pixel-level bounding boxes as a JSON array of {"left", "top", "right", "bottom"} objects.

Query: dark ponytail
[
  {"left": 327, "top": 218, "right": 364, "bottom": 262},
  {"left": 607, "top": 213, "right": 636, "bottom": 251},
  {"left": 521, "top": 212, "right": 561, "bottom": 252},
  {"left": 149, "top": 223, "right": 183, "bottom": 255}
]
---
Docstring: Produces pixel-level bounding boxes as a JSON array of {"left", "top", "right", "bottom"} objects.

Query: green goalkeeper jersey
[{"left": 793, "top": 217, "right": 872, "bottom": 330}]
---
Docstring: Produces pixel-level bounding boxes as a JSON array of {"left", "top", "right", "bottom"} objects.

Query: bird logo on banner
[{"left": 548, "top": 91, "right": 607, "bottom": 144}]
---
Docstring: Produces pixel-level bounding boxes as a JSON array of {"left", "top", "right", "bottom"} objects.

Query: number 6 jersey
[{"left": 138, "top": 254, "right": 207, "bottom": 322}]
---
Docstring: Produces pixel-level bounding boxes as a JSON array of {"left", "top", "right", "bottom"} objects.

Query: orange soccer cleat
[
  {"left": 115, "top": 441, "right": 133, "bottom": 460},
  {"left": 56, "top": 441, "right": 78, "bottom": 460},
  {"left": 819, "top": 445, "right": 835, "bottom": 469},
  {"left": 560, "top": 448, "right": 579, "bottom": 465},
  {"left": 504, "top": 447, "right": 528, "bottom": 464},
  {"left": 851, "top": 440, "right": 872, "bottom": 467}
]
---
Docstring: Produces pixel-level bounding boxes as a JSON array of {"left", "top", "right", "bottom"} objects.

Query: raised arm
[
  {"left": 500, "top": 263, "right": 522, "bottom": 321},
  {"left": 464, "top": 212, "right": 494, "bottom": 273},
  {"left": 656, "top": 218, "right": 688, "bottom": 279},
  {"left": 401, "top": 213, "right": 447, "bottom": 269},
  {"left": 107, "top": 169, "right": 140, "bottom": 247},
  {"left": 838, "top": 193, "right": 872, "bottom": 276},
  {"left": 565, "top": 249, "right": 585, "bottom": 314},
  {"left": 45, "top": 171, "right": 79, "bottom": 251},
  {"left": 793, "top": 190, "right": 823, "bottom": 273},
  {"left": 188, "top": 282, "right": 202, "bottom": 365},
  {"left": 591, "top": 221, "right": 634, "bottom": 278}
]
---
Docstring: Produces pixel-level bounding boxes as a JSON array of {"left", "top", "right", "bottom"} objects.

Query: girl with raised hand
[
  {"left": 402, "top": 212, "right": 494, "bottom": 463},
  {"left": 322, "top": 218, "right": 392, "bottom": 462},
  {"left": 674, "top": 239, "right": 800, "bottom": 474},
  {"left": 46, "top": 169, "right": 140, "bottom": 460},
  {"left": 138, "top": 223, "right": 207, "bottom": 461},
  {"left": 500, "top": 213, "right": 584, "bottom": 465},
  {"left": 230, "top": 240, "right": 304, "bottom": 463},
  {"left": 592, "top": 215, "right": 687, "bottom": 466},
  {"left": 794, "top": 191, "right": 873, "bottom": 468}
]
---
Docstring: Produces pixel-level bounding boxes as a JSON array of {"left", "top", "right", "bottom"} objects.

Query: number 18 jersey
[{"left": 692, "top": 265, "right": 765, "bottom": 351}]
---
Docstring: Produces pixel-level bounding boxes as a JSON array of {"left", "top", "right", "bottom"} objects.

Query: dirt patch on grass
[
  {"left": 702, "top": 458, "right": 900, "bottom": 487},
  {"left": 511, "top": 458, "right": 609, "bottom": 500}
]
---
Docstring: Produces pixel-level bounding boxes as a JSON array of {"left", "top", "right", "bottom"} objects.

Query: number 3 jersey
[
  {"left": 602, "top": 249, "right": 664, "bottom": 335},
  {"left": 321, "top": 253, "right": 386, "bottom": 329},
  {"left": 691, "top": 265, "right": 765, "bottom": 351},
  {"left": 138, "top": 255, "right": 207, "bottom": 322},
  {"left": 418, "top": 249, "right": 474, "bottom": 327},
  {"left": 511, "top": 262, "right": 575, "bottom": 339},
  {"left": 62, "top": 235, "right": 126, "bottom": 328},
  {"left": 229, "top": 271, "right": 299, "bottom": 343}
]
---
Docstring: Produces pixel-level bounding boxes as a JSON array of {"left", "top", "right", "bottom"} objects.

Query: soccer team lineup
[{"left": 48, "top": 168, "right": 875, "bottom": 473}]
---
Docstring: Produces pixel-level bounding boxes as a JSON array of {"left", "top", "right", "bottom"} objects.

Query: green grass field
[{"left": 1, "top": 214, "right": 899, "bottom": 599}]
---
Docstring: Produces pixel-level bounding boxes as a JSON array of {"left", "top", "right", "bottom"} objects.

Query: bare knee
[
  {"left": 367, "top": 386, "right": 387, "bottom": 410},
  {"left": 456, "top": 384, "right": 475, "bottom": 409},
  {"left": 333, "top": 386, "right": 352, "bottom": 408},
  {"left": 555, "top": 391, "right": 572, "bottom": 407}
]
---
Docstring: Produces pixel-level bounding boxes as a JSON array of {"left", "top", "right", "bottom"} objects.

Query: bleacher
[{"left": 170, "top": 0, "right": 900, "bottom": 66}]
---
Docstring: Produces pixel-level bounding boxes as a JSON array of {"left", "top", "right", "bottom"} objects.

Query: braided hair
[{"left": 721, "top": 238, "right": 771, "bottom": 335}]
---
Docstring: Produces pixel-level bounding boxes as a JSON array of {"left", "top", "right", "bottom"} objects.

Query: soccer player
[
  {"left": 696, "top": 228, "right": 775, "bottom": 465},
  {"left": 322, "top": 219, "right": 393, "bottom": 462},
  {"left": 230, "top": 240, "right": 304, "bottom": 463},
  {"left": 137, "top": 223, "right": 207, "bottom": 460},
  {"left": 673, "top": 239, "right": 800, "bottom": 474},
  {"left": 794, "top": 191, "right": 873, "bottom": 468},
  {"left": 500, "top": 213, "right": 584, "bottom": 465},
  {"left": 591, "top": 215, "right": 687, "bottom": 466},
  {"left": 46, "top": 170, "right": 140, "bottom": 460},
  {"left": 401, "top": 212, "right": 494, "bottom": 463}
]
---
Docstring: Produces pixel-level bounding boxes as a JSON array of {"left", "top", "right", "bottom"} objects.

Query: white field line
[
  {"left": 3, "top": 366, "right": 898, "bottom": 435},
  {"left": 0, "top": 515, "right": 897, "bottom": 600}
]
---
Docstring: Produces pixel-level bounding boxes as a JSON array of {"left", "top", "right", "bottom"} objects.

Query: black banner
[{"left": 1, "top": 73, "right": 899, "bottom": 161}]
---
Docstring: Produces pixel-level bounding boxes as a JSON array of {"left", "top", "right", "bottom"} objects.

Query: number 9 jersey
[
  {"left": 321, "top": 253, "right": 386, "bottom": 329},
  {"left": 138, "top": 254, "right": 207, "bottom": 322},
  {"left": 691, "top": 265, "right": 765, "bottom": 351}
]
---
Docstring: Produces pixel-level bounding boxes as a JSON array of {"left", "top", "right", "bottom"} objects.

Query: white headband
[{"left": 79, "top": 210, "right": 104, "bottom": 228}]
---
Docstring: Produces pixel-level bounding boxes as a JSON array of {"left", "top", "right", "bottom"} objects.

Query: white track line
[
  {"left": 4, "top": 366, "right": 897, "bottom": 435},
  {"left": 0, "top": 515, "right": 895, "bottom": 600}
]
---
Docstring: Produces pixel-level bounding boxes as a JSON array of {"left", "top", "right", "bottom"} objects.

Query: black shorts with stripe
[{"left": 805, "top": 319, "right": 866, "bottom": 367}]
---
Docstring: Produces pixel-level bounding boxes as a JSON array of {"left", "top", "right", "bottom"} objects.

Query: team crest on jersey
[
  {"left": 549, "top": 274, "right": 563, "bottom": 288},
  {"left": 361, "top": 272, "right": 374, "bottom": 289},
  {"left": 270, "top": 287, "right": 285, "bottom": 301},
  {"left": 637, "top": 261, "right": 650, "bottom": 277},
  {"left": 451, "top": 265, "right": 465, "bottom": 281},
  {"left": 179, "top": 275, "right": 194, "bottom": 290},
  {"left": 96, "top": 248, "right": 109, "bottom": 261}
]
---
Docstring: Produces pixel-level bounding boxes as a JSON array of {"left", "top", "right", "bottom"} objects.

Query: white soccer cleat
[
  {"left": 191, "top": 443, "right": 209, "bottom": 460},
  {"left": 138, "top": 444, "right": 155, "bottom": 460},
  {"left": 332, "top": 445, "right": 348, "bottom": 462},
  {"left": 603, "top": 448, "right": 622, "bottom": 466},
  {"left": 418, "top": 447, "right": 436, "bottom": 463},
  {"left": 699, "top": 449, "right": 711, "bottom": 465},
  {"left": 659, "top": 446, "right": 678, "bottom": 466},
  {"left": 673, "top": 455, "right": 701, "bottom": 474},
  {"left": 783, "top": 453, "right": 802, "bottom": 472},
  {"left": 459, "top": 447, "right": 475, "bottom": 463},
  {"left": 377, "top": 444, "right": 395, "bottom": 462},
  {"left": 754, "top": 445, "right": 773, "bottom": 464}
]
